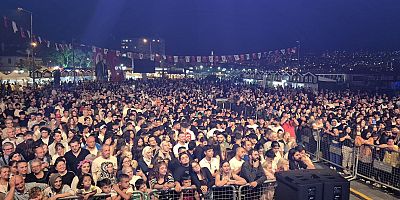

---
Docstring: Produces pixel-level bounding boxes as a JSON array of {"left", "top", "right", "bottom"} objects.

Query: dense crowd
[{"left": 0, "top": 78, "right": 399, "bottom": 200}]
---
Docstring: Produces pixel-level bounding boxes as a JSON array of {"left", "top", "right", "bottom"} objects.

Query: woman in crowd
[
  {"left": 71, "top": 159, "right": 92, "bottom": 190},
  {"left": 138, "top": 146, "right": 155, "bottom": 176},
  {"left": 43, "top": 173, "right": 75, "bottom": 199},
  {"left": 215, "top": 161, "right": 246, "bottom": 186},
  {"left": 148, "top": 161, "right": 175, "bottom": 190},
  {"left": 190, "top": 161, "right": 214, "bottom": 195}
]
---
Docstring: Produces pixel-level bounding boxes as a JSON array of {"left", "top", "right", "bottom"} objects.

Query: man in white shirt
[
  {"left": 199, "top": 145, "right": 220, "bottom": 177},
  {"left": 173, "top": 132, "right": 188, "bottom": 157},
  {"left": 92, "top": 144, "right": 118, "bottom": 182},
  {"left": 229, "top": 147, "right": 246, "bottom": 174}
]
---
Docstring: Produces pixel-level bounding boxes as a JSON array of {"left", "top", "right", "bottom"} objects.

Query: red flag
[
  {"left": 3, "top": 16, "right": 8, "bottom": 28},
  {"left": 240, "top": 54, "right": 245, "bottom": 61},
  {"left": 252, "top": 53, "right": 257, "bottom": 60}
]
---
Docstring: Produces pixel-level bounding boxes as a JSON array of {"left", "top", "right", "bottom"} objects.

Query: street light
[{"left": 18, "top": 7, "right": 35, "bottom": 86}]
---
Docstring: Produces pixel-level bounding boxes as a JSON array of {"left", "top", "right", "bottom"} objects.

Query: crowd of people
[{"left": 0, "top": 78, "right": 399, "bottom": 200}]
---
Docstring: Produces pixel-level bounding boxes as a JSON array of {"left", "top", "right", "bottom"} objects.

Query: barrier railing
[
  {"left": 148, "top": 187, "right": 198, "bottom": 200},
  {"left": 206, "top": 185, "right": 237, "bottom": 200},
  {"left": 238, "top": 180, "right": 277, "bottom": 200},
  {"left": 302, "top": 131, "right": 357, "bottom": 178},
  {"left": 355, "top": 144, "right": 400, "bottom": 191},
  {"left": 58, "top": 193, "right": 111, "bottom": 200},
  {"left": 131, "top": 191, "right": 146, "bottom": 200},
  {"left": 302, "top": 130, "right": 400, "bottom": 192}
]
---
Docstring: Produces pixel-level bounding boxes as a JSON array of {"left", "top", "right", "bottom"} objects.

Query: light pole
[
  {"left": 143, "top": 38, "right": 152, "bottom": 56},
  {"left": 296, "top": 40, "right": 301, "bottom": 68},
  {"left": 72, "top": 39, "right": 75, "bottom": 83},
  {"left": 17, "top": 8, "right": 36, "bottom": 87}
]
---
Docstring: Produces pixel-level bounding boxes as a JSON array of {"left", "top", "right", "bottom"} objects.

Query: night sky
[{"left": 1, "top": 0, "right": 400, "bottom": 55}]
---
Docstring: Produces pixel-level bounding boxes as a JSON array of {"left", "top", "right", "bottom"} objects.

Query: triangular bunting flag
[
  {"left": 185, "top": 56, "right": 190, "bottom": 63},
  {"left": 12, "top": 21, "right": 18, "bottom": 33},
  {"left": 209, "top": 56, "right": 214, "bottom": 63},
  {"left": 173, "top": 56, "right": 178, "bottom": 63}
]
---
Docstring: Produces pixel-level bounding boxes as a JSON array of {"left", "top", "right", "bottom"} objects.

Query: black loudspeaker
[{"left": 276, "top": 169, "right": 350, "bottom": 200}]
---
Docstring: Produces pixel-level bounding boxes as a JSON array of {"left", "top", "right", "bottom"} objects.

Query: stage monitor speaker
[{"left": 276, "top": 169, "right": 349, "bottom": 200}]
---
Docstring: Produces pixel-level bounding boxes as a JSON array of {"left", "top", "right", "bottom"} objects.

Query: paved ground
[{"left": 350, "top": 180, "right": 399, "bottom": 200}]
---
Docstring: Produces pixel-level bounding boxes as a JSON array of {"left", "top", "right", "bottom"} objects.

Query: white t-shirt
[
  {"left": 173, "top": 142, "right": 188, "bottom": 157},
  {"left": 92, "top": 156, "right": 118, "bottom": 182},
  {"left": 229, "top": 157, "right": 245, "bottom": 171},
  {"left": 199, "top": 157, "right": 220, "bottom": 174}
]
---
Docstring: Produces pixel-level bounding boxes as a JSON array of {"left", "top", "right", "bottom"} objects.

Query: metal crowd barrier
[
  {"left": 149, "top": 187, "right": 197, "bottom": 200},
  {"left": 131, "top": 191, "right": 146, "bottom": 200},
  {"left": 302, "top": 131, "right": 357, "bottom": 179},
  {"left": 58, "top": 193, "right": 111, "bottom": 200},
  {"left": 355, "top": 144, "right": 400, "bottom": 191},
  {"left": 302, "top": 130, "right": 400, "bottom": 192},
  {"left": 238, "top": 180, "right": 277, "bottom": 200},
  {"left": 206, "top": 185, "right": 237, "bottom": 200}
]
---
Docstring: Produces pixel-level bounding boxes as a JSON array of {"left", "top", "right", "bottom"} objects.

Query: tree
[{"left": 46, "top": 49, "right": 93, "bottom": 68}]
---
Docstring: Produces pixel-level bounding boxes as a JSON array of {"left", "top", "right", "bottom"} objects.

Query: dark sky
[{"left": 1, "top": 0, "right": 400, "bottom": 55}]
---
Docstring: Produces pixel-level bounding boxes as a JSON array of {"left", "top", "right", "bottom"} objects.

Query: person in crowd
[
  {"left": 43, "top": 173, "right": 75, "bottom": 199},
  {"left": 173, "top": 132, "right": 189, "bottom": 157},
  {"left": 4, "top": 175, "right": 48, "bottom": 200},
  {"left": 215, "top": 161, "right": 247, "bottom": 186},
  {"left": 76, "top": 173, "right": 101, "bottom": 199},
  {"left": 71, "top": 159, "right": 92, "bottom": 190},
  {"left": 112, "top": 174, "right": 134, "bottom": 200},
  {"left": 149, "top": 162, "right": 175, "bottom": 190},
  {"left": 16, "top": 161, "right": 29, "bottom": 178},
  {"left": 199, "top": 145, "right": 220, "bottom": 177},
  {"left": 240, "top": 149, "right": 267, "bottom": 188},
  {"left": 0, "top": 166, "right": 10, "bottom": 194},
  {"left": 97, "top": 178, "right": 115, "bottom": 200},
  {"left": 64, "top": 137, "right": 90, "bottom": 175},
  {"left": 229, "top": 147, "right": 245, "bottom": 174},
  {"left": 92, "top": 144, "right": 118, "bottom": 182},
  {"left": 0, "top": 142, "right": 15, "bottom": 166},
  {"left": 137, "top": 146, "right": 155, "bottom": 176},
  {"left": 53, "top": 157, "right": 75, "bottom": 186},
  {"left": 190, "top": 161, "right": 214, "bottom": 195},
  {"left": 28, "top": 186, "right": 45, "bottom": 200},
  {"left": 288, "top": 147, "right": 315, "bottom": 170},
  {"left": 25, "top": 159, "right": 50, "bottom": 183}
]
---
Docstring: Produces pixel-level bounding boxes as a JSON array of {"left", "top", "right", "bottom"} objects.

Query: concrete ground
[{"left": 350, "top": 180, "right": 399, "bottom": 200}]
